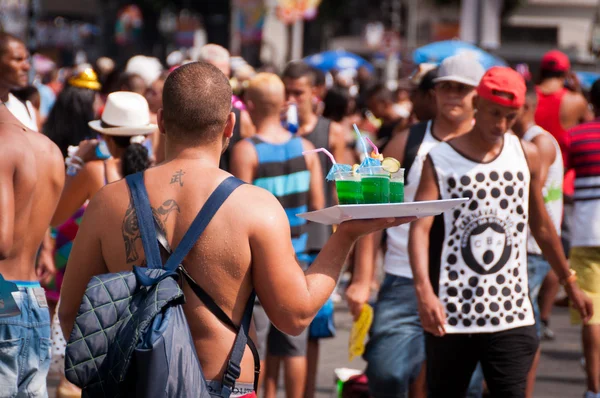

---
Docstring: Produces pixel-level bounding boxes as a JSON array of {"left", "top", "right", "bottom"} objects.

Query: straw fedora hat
[{"left": 88, "top": 91, "right": 157, "bottom": 136}]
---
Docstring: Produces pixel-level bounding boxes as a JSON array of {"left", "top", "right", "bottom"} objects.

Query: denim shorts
[
  {"left": 364, "top": 274, "right": 484, "bottom": 398},
  {"left": 0, "top": 281, "right": 51, "bottom": 398},
  {"left": 527, "top": 254, "right": 551, "bottom": 337}
]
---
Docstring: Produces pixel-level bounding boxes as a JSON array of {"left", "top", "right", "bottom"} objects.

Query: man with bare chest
[{"left": 0, "top": 70, "right": 65, "bottom": 395}]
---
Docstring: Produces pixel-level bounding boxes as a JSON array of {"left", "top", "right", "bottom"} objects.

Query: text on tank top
[
  {"left": 522, "top": 126, "right": 563, "bottom": 255},
  {"left": 535, "top": 87, "right": 568, "bottom": 167},
  {"left": 384, "top": 120, "right": 440, "bottom": 278},
  {"left": 303, "top": 116, "right": 332, "bottom": 252},
  {"left": 248, "top": 135, "right": 310, "bottom": 255},
  {"left": 428, "top": 133, "right": 534, "bottom": 333}
]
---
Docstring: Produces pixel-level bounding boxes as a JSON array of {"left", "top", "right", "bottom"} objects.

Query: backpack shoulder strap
[
  {"left": 221, "top": 290, "right": 257, "bottom": 397},
  {"left": 403, "top": 121, "right": 429, "bottom": 185},
  {"left": 163, "top": 177, "right": 244, "bottom": 272},
  {"left": 125, "top": 172, "right": 163, "bottom": 269}
]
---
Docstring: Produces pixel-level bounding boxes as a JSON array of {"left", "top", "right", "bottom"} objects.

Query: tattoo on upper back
[
  {"left": 121, "top": 199, "right": 181, "bottom": 264},
  {"left": 170, "top": 169, "right": 185, "bottom": 187}
]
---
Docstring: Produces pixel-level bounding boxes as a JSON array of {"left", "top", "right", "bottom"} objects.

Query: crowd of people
[{"left": 1, "top": 27, "right": 600, "bottom": 398}]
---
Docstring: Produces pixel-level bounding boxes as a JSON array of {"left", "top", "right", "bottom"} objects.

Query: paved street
[{"left": 48, "top": 305, "right": 585, "bottom": 398}]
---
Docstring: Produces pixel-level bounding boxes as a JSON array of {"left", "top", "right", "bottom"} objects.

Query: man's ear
[
  {"left": 472, "top": 95, "right": 479, "bottom": 111},
  {"left": 224, "top": 111, "right": 235, "bottom": 139},
  {"left": 157, "top": 108, "right": 166, "bottom": 135}
]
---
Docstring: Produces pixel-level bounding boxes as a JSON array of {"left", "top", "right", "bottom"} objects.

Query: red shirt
[
  {"left": 536, "top": 87, "right": 573, "bottom": 195},
  {"left": 567, "top": 118, "right": 600, "bottom": 179}
]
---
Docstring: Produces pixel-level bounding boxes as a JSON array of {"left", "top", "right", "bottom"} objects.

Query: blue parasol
[
  {"left": 413, "top": 40, "right": 506, "bottom": 70},
  {"left": 304, "top": 50, "right": 374, "bottom": 72}
]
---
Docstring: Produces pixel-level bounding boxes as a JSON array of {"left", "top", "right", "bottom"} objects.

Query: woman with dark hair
[
  {"left": 43, "top": 92, "right": 154, "bottom": 398},
  {"left": 44, "top": 68, "right": 102, "bottom": 157}
]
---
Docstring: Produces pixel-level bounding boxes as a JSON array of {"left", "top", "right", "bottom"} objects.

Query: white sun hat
[{"left": 88, "top": 91, "right": 157, "bottom": 136}]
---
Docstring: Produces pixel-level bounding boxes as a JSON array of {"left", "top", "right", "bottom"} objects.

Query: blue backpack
[{"left": 64, "top": 173, "right": 259, "bottom": 397}]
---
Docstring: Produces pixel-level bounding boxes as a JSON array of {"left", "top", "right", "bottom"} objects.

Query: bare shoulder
[
  {"left": 520, "top": 139, "right": 541, "bottom": 169},
  {"left": 531, "top": 133, "right": 557, "bottom": 158},
  {"left": 236, "top": 184, "right": 286, "bottom": 224},
  {"left": 564, "top": 91, "right": 588, "bottom": 112},
  {"left": 300, "top": 137, "right": 316, "bottom": 151},
  {"left": 85, "top": 178, "right": 130, "bottom": 217},
  {"left": 382, "top": 128, "right": 409, "bottom": 163}
]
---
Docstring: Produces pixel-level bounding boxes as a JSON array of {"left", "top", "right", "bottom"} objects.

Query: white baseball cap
[{"left": 433, "top": 53, "right": 485, "bottom": 87}]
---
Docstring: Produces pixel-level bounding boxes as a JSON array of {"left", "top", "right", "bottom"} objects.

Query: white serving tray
[{"left": 297, "top": 198, "right": 468, "bottom": 225}]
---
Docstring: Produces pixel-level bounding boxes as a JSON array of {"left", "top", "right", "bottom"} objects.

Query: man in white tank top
[
  {"left": 346, "top": 54, "right": 486, "bottom": 397},
  {"left": 512, "top": 83, "right": 563, "bottom": 396},
  {"left": 409, "top": 67, "right": 591, "bottom": 397}
]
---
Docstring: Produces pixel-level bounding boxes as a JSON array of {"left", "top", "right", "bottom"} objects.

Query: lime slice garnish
[{"left": 382, "top": 157, "right": 401, "bottom": 173}]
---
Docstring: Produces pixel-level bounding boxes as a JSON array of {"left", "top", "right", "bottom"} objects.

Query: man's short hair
[
  {"left": 539, "top": 68, "right": 566, "bottom": 82},
  {"left": 162, "top": 62, "right": 232, "bottom": 145},
  {"left": 590, "top": 79, "right": 600, "bottom": 110},
  {"left": 246, "top": 73, "right": 285, "bottom": 115},
  {"left": 417, "top": 69, "right": 438, "bottom": 93},
  {"left": 0, "top": 32, "right": 24, "bottom": 56},
  {"left": 365, "top": 83, "right": 394, "bottom": 103},
  {"left": 282, "top": 61, "right": 316, "bottom": 86},
  {"left": 525, "top": 81, "right": 538, "bottom": 105},
  {"left": 312, "top": 67, "right": 326, "bottom": 87}
]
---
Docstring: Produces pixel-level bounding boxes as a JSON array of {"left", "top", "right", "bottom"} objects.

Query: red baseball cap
[
  {"left": 540, "top": 50, "right": 570, "bottom": 72},
  {"left": 477, "top": 67, "right": 526, "bottom": 109}
]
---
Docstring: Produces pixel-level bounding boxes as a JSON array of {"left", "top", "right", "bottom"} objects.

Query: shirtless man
[
  {"left": 58, "top": 62, "right": 413, "bottom": 393},
  {"left": 0, "top": 92, "right": 65, "bottom": 394}
]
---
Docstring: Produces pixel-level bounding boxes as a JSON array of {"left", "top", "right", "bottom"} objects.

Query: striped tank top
[{"left": 248, "top": 135, "right": 310, "bottom": 255}]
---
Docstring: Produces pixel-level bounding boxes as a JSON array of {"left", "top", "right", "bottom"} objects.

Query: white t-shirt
[
  {"left": 384, "top": 121, "right": 440, "bottom": 278},
  {"left": 5, "top": 93, "right": 38, "bottom": 132}
]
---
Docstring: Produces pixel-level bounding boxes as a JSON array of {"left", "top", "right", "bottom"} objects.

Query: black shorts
[{"left": 426, "top": 325, "right": 539, "bottom": 398}]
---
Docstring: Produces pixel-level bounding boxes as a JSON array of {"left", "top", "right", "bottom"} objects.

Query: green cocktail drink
[
  {"left": 360, "top": 166, "right": 390, "bottom": 203},
  {"left": 390, "top": 168, "right": 405, "bottom": 203},
  {"left": 335, "top": 172, "right": 364, "bottom": 204}
]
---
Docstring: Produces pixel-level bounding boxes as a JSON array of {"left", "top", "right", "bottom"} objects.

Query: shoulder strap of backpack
[
  {"left": 154, "top": 214, "right": 261, "bottom": 394},
  {"left": 403, "top": 121, "right": 428, "bottom": 185},
  {"left": 221, "top": 290, "right": 256, "bottom": 397},
  {"left": 162, "top": 177, "right": 244, "bottom": 272},
  {"left": 125, "top": 172, "right": 163, "bottom": 269}
]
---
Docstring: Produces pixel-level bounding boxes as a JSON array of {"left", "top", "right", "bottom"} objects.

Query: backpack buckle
[{"left": 223, "top": 360, "right": 242, "bottom": 388}]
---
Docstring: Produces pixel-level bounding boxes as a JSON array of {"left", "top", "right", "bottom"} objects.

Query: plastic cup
[
  {"left": 390, "top": 168, "right": 405, "bottom": 203},
  {"left": 359, "top": 166, "right": 390, "bottom": 204},
  {"left": 335, "top": 172, "right": 364, "bottom": 205}
]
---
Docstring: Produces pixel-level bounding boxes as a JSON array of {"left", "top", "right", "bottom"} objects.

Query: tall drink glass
[
  {"left": 360, "top": 166, "right": 390, "bottom": 204},
  {"left": 390, "top": 168, "right": 405, "bottom": 203},
  {"left": 335, "top": 172, "right": 364, "bottom": 205}
]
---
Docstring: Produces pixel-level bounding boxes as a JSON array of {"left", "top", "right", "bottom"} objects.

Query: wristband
[{"left": 560, "top": 269, "right": 577, "bottom": 286}]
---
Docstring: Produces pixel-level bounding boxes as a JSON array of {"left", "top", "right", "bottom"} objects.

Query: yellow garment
[
  {"left": 349, "top": 304, "right": 373, "bottom": 361},
  {"left": 570, "top": 246, "right": 600, "bottom": 325}
]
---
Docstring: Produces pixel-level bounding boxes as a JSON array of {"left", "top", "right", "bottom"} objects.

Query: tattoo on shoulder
[
  {"left": 170, "top": 169, "right": 186, "bottom": 187},
  {"left": 121, "top": 199, "right": 181, "bottom": 264}
]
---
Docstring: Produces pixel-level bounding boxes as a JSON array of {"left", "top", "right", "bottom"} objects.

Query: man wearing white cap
[{"left": 347, "top": 53, "right": 486, "bottom": 397}]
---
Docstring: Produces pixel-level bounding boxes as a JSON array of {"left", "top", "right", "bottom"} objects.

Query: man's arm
[
  {"left": 530, "top": 134, "right": 557, "bottom": 187},
  {"left": 239, "top": 110, "right": 256, "bottom": 138},
  {"left": 58, "top": 187, "right": 110, "bottom": 339},
  {"left": 345, "top": 129, "right": 410, "bottom": 318},
  {"left": 329, "top": 121, "right": 348, "bottom": 164},
  {"left": 230, "top": 139, "right": 258, "bottom": 184},
  {"left": 250, "top": 187, "right": 414, "bottom": 335},
  {"left": 301, "top": 139, "right": 325, "bottom": 211},
  {"left": 51, "top": 165, "right": 94, "bottom": 227},
  {"left": 523, "top": 141, "right": 593, "bottom": 323},
  {"left": 0, "top": 150, "right": 16, "bottom": 260},
  {"left": 409, "top": 156, "right": 446, "bottom": 336}
]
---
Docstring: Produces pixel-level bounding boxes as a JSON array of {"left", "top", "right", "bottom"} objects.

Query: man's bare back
[{"left": 0, "top": 107, "right": 64, "bottom": 280}]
